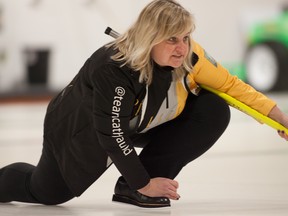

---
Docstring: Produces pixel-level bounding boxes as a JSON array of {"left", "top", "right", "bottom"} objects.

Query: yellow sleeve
[{"left": 188, "top": 40, "right": 276, "bottom": 116}]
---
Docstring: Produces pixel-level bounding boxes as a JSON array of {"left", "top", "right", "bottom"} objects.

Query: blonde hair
[{"left": 108, "top": 0, "right": 195, "bottom": 85}]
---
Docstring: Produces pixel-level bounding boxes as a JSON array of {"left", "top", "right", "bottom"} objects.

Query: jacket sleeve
[
  {"left": 187, "top": 40, "right": 276, "bottom": 116},
  {"left": 89, "top": 62, "right": 150, "bottom": 190}
]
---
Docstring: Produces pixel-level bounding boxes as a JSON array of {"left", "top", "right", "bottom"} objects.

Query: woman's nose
[{"left": 177, "top": 40, "right": 188, "bottom": 52}]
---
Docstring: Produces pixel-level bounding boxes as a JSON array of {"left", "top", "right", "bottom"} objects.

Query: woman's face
[{"left": 151, "top": 32, "right": 190, "bottom": 68}]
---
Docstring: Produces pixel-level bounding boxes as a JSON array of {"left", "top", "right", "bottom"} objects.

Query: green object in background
[
  {"left": 247, "top": 11, "right": 288, "bottom": 47},
  {"left": 224, "top": 62, "right": 247, "bottom": 81},
  {"left": 244, "top": 8, "right": 288, "bottom": 92}
]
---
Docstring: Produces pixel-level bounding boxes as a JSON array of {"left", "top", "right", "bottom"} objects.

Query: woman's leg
[
  {"left": 0, "top": 162, "right": 38, "bottom": 203},
  {"left": 0, "top": 144, "right": 74, "bottom": 205},
  {"left": 139, "top": 90, "right": 231, "bottom": 178}
]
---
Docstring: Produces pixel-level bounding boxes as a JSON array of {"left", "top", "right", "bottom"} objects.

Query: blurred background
[
  {"left": 0, "top": 0, "right": 288, "bottom": 100},
  {"left": 1, "top": 2, "right": 288, "bottom": 215}
]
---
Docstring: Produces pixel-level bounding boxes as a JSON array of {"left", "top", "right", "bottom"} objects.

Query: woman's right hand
[{"left": 137, "top": 177, "right": 180, "bottom": 200}]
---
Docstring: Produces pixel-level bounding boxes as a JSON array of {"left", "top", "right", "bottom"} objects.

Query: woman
[{"left": 0, "top": 0, "right": 287, "bottom": 208}]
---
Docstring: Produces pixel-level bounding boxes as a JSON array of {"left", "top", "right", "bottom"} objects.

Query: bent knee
[
  {"left": 189, "top": 91, "right": 231, "bottom": 130},
  {"left": 208, "top": 93, "right": 231, "bottom": 125}
]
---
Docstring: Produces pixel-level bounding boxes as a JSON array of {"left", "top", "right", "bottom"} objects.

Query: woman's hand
[
  {"left": 137, "top": 177, "right": 180, "bottom": 200},
  {"left": 268, "top": 106, "right": 288, "bottom": 141},
  {"left": 278, "top": 130, "right": 288, "bottom": 140}
]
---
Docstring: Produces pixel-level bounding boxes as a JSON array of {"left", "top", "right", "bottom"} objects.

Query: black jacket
[{"left": 43, "top": 45, "right": 173, "bottom": 196}]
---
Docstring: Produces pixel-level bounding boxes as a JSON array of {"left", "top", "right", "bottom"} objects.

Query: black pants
[
  {"left": 0, "top": 146, "right": 74, "bottom": 205},
  {"left": 0, "top": 91, "right": 230, "bottom": 205}
]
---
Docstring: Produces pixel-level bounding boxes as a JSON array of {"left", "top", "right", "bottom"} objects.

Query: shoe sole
[{"left": 112, "top": 194, "right": 170, "bottom": 208}]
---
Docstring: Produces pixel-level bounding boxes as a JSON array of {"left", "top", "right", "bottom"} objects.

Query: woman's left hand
[
  {"left": 277, "top": 130, "right": 288, "bottom": 141},
  {"left": 268, "top": 105, "right": 288, "bottom": 141}
]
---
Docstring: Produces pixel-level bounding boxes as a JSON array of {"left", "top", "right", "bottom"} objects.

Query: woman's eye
[
  {"left": 168, "top": 36, "right": 190, "bottom": 43},
  {"left": 168, "top": 37, "right": 177, "bottom": 43},
  {"left": 183, "top": 36, "right": 190, "bottom": 42}
]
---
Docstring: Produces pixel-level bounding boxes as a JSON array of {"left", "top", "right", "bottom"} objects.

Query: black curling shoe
[{"left": 112, "top": 177, "right": 170, "bottom": 208}]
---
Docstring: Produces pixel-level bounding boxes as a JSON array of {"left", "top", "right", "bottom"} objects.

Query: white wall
[{"left": 0, "top": 0, "right": 286, "bottom": 92}]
